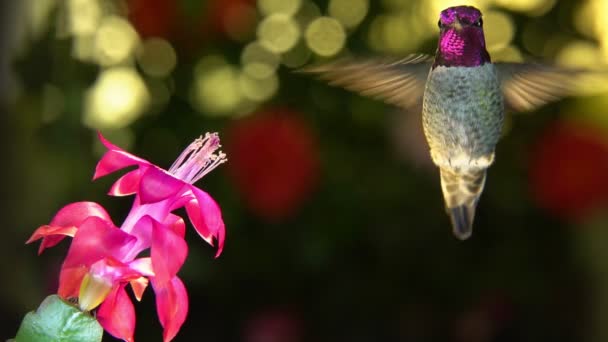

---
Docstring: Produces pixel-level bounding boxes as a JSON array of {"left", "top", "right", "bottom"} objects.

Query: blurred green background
[{"left": 3, "top": 0, "right": 608, "bottom": 341}]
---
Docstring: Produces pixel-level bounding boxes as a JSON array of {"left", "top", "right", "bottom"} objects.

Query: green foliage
[{"left": 14, "top": 295, "right": 102, "bottom": 342}]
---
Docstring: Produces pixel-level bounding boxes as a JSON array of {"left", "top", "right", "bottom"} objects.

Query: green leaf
[{"left": 14, "top": 295, "right": 103, "bottom": 342}]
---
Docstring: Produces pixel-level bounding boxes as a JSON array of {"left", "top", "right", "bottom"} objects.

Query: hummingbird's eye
[
  {"left": 474, "top": 18, "right": 483, "bottom": 27},
  {"left": 438, "top": 19, "right": 444, "bottom": 28}
]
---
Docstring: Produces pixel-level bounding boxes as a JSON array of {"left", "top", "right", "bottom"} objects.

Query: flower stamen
[{"left": 168, "top": 133, "right": 227, "bottom": 184}]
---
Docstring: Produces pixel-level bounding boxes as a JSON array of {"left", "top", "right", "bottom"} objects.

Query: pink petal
[
  {"left": 26, "top": 225, "right": 77, "bottom": 254},
  {"left": 97, "top": 131, "right": 128, "bottom": 152},
  {"left": 139, "top": 167, "right": 186, "bottom": 204},
  {"left": 128, "top": 257, "right": 154, "bottom": 277},
  {"left": 168, "top": 192, "right": 194, "bottom": 212},
  {"left": 152, "top": 221, "right": 188, "bottom": 286},
  {"left": 126, "top": 259, "right": 153, "bottom": 301},
  {"left": 130, "top": 277, "right": 149, "bottom": 301},
  {"left": 57, "top": 266, "right": 88, "bottom": 299},
  {"left": 50, "top": 202, "right": 113, "bottom": 227},
  {"left": 185, "top": 186, "right": 226, "bottom": 257},
  {"left": 62, "top": 217, "right": 136, "bottom": 268},
  {"left": 109, "top": 168, "right": 144, "bottom": 196},
  {"left": 97, "top": 285, "right": 136, "bottom": 342},
  {"left": 59, "top": 217, "right": 136, "bottom": 297},
  {"left": 94, "top": 133, "right": 150, "bottom": 180},
  {"left": 152, "top": 277, "right": 189, "bottom": 342},
  {"left": 89, "top": 257, "right": 148, "bottom": 284},
  {"left": 27, "top": 202, "right": 113, "bottom": 254},
  {"left": 94, "top": 150, "right": 145, "bottom": 180},
  {"left": 128, "top": 215, "right": 154, "bottom": 256},
  {"left": 163, "top": 214, "right": 186, "bottom": 238},
  {"left": 127, "top": 214, "right": 185, "bottom": 261}
]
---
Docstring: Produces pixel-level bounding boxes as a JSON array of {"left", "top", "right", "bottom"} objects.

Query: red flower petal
[
  {"left": 163, "top": 213, "right": 186, "bottom": 238},
  {"left": 27, "top": 202, "right": 114, "bottom": 254},
  {"left": 127, "top": 214, "right": 184, "bottom": 258},
  {"left": 128, "top": 215, "right": 154, "bottom": 257},
  {"left": 94, "top": 133, "right": 150, "bottom": 180},
  {"left": 139, "top": 167, "right": 187, "bottom": 204},
  {"left": 152, "top": 276, "right": 189, "bottom": 342},
  {"left": 57, "top": 266, "right": 88, "bottom": 299},
  {"left": 130, "top": 276, "right": 149, "bottom": 302},
  {"left": 26, "top": 225, "right": 77, "bottom": 254},
  {"left": 50, "top": 202, "right": 113, "bottom": 227},
  {"left": 90, "top": 257, "right": 149, "bottom": 285},
  {"left": 97, "top": 285, "right": 136, "bottom": 342},
  {"left": 59, "top": 217, "right": 136, "bottom": 297},
  {"left": 126, "top": 258, "right": 154, "bottom": 301},
  {"left": 185, "top": 186, "right": 225, "bottom": 257},
  {"left": 168, "top": 193, "right": 194, "bottom": 213},
  {"left": 109, "top": 168, "right": 144, "bottom": 196},
  {"left": 128, "top": 257, "right": 154, "bottom": 277},
  {"left": 152, "top": 221, "right": 188, "bottom": 286}
]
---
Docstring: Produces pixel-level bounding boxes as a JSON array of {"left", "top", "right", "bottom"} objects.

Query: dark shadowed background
[{"left": 3, "top": 0, "right": 608, "bottom": 341}]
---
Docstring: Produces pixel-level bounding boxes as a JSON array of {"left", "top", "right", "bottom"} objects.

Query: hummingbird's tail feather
[
  {"left": 447, "top": 202, "right": 478, "bottom": 240},
  {"left": 439, "top": 167, "right": 487, "bottom": 240}
]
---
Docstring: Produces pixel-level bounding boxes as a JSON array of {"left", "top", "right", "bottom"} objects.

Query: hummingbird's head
[{"left": 434, "top": 6, "right": 490, "bottom": 68}]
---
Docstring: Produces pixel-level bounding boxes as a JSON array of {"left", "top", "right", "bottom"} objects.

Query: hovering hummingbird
[{"left": 302, "top": 5, "right": 586, "bottom": 239}]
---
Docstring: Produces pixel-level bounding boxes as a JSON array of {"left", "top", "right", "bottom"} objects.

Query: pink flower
[{"left": 27, "top": 132, "right": 227, "bottom": 342}]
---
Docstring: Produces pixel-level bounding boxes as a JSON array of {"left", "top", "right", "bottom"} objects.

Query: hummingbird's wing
[
  {"left": 495, "top": 63, "right": 584, "bottom": 112},
  {"left": 298, "top": 54, "right": 434, "bottom": 111}
]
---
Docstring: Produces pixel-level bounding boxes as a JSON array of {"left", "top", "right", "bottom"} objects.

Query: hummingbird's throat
[{"left": 434, "top": 27, "right": 490, "bottom": 68}]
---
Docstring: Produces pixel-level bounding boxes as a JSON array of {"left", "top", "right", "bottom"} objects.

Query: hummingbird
[{"left": 301, "top": 5, "right": 585, "bottom": 239}]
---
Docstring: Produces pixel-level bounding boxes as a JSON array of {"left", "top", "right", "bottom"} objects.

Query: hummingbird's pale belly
[{"left": 422, "top": 63, "right": 504, "bottom": 171}]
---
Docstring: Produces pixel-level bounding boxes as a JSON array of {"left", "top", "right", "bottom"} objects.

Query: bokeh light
[
  {"left": 575, "top": 0, "right": 608, "bottom": 62},
  {"left": 239, "top": 72, "right": 279, "bottom": 101},
  {"left": 294, "top": 0, "right": 321, "bottom": 28},
  {"left": 257, "top": 14, "right": 301, "bottom": 53},
  {"left": 529, "top": 120, "right": 608, "bottom": 220},
  {"left": 191, "top": 56, "right": 243, "bottom": 115},
  {"left": 280, "top": 40, "right": 311, "bottom": 68},
  {"left": 490, "top": 45, "right": 524, "bottom": 62},
  {"left": 556, "top": 40, "right": 601, "bottom": 68},
  {"left": 67, "top": 0, "right": 102, "bottom": 36},
  {"left": 222, "top": 1, "right": 259, "bottom": 42},
  {"left": 305, "top": 17, "right": 346, "bottom": 57},
  {"left": 328, "top": 0, "right": 369, "bottom": 29},
  {"left": 367, "top": 13, "right": 427, "bottom": 54},
  {"left": 483, "top": 11, "right": 515, "bottom": 52},
  {"left": 27, "top": 0, "right": 58, "bottom": 40},
  {"left": 556, "top": 41, "right": 608, "bottom": 94},
  {"left": 137, "top": 38, "right": 177, "bottom": 78},
  {"left": 241, "top": 41, "right": 280, "bottom": 79},
  {"left": 574, "top": 0, "right": 596, "bottom": 39},
  {"left": 258, "top": 0, "right": 302, "bottom": 16},
  {"left": 94, "top": 16, "right": 140, "bottom": 66},
  {"left": 84, "top": 67, "right": 149, "bottom": 129},
  {"left": 495, "top": 0, "right": 556, "bottom": 16},
  {"left": 226, "top": 109, "right": 320, "bottom": 221}
]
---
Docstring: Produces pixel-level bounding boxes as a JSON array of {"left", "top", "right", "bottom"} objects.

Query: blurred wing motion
[
  {"left": 496, "top": 62, "right": 587, "bottom": 112},
  {"left": 298, "top": 54, "right": 434, "bottom": 111}
]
